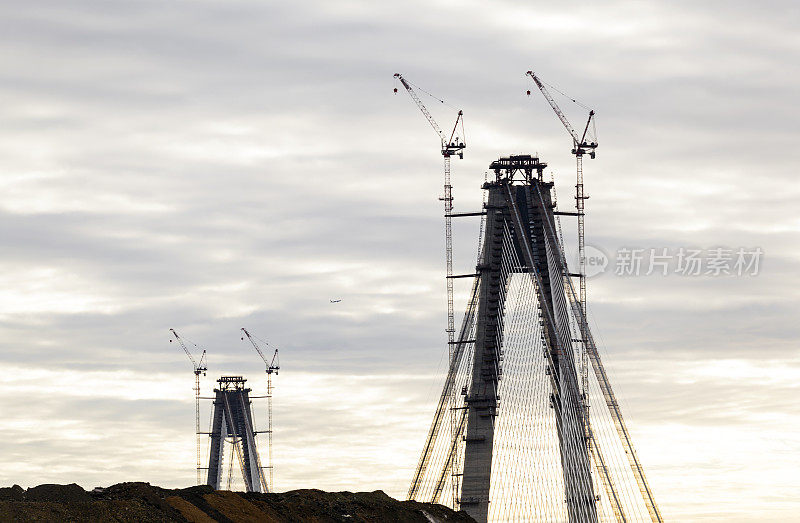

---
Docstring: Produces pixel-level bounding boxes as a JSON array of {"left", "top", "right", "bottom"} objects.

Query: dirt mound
[
  {"left": 25, "top": 483, "right": 92, "bottom": 503},
  {"left": 0, "top": 485, "right": 25, "bottom": 502},
  {"left": 243, "top": 489, "right": 471, "bottom": 522},
  {"left": 0, "top": 482, "right": 475, "bottom": 522}
]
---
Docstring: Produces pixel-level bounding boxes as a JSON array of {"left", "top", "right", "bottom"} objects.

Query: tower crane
[
  {"left": 241, "top": 328, "right": 279, "bottom": 493},
  {"left": 526, "top": 70, "right": 597, "bottom": 398},
  {"left": 527, "top": 70, "right": 596, "bottom": 311},
  {"left": 394, "top": 72, "right": 465, "bottom": 508},
  {"left": 527, "top": 67, "right": 597, "bottom": 498},
  {"left": 170, "top": 328, "right": 207, "bottom": 485},
  {"left": 526, "top": 71, "right": 596, "bottom": 324}
]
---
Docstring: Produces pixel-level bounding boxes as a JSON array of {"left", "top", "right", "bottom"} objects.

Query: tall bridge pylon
[
  {"left": 408, "top": 155, "right": 662, "bottom": 523},
  {"left": 206, "top": 376, "right": 267, "bottom": 493}
]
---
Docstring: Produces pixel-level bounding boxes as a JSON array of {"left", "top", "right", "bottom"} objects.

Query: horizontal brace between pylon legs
[{"left": 447, "top": 212, "right": 487, "bottom": 217}]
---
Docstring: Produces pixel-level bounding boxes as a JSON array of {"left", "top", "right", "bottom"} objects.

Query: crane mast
[
  {"left": 170, "top": 328, "right": 207, "bottom": 485},
  {"left": 394, "top": 73, "right": 465, "bottom": 507},
  {"left": 525, "top": 69, "right": 596, "bottom": 375},
  {"left": 241, "top": 328, "right": 279, "bottom": 493}
]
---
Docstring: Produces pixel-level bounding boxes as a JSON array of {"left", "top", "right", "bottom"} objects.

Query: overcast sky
[{"left": 0, "top": 1, "right": 798, "bottom": 521}]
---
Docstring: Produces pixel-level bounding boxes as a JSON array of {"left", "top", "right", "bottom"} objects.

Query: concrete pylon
[
  {"left": 459, "top": 155, "right": 596, "bottom": 523},
  {"left": 206, "top": 376, "right": 265, "bottom": 493}
]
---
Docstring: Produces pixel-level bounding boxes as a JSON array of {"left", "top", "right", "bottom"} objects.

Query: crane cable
[
  {"left": 394, "top": 75, "right": 460, "bottom": 110},
  {"left": 538, "top": 76, "right": 593, "bottom": 111},
  {"left": 542, "top": 77, "right": 598, "bottom": 143}
]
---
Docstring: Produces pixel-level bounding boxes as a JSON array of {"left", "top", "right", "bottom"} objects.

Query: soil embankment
[{"left": 0, "top": 482, "right": 475, "bottom": 522}]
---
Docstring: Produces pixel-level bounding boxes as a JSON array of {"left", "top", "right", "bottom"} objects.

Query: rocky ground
[{"left": 0, "top": 482, "right": 475, "bottom": 522}]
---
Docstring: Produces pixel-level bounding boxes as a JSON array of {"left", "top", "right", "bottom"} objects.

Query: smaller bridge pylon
[{"left": 206, "top": 376, "right": 266, "bottom": 493}]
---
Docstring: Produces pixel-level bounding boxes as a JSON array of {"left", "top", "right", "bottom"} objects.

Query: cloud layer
[{"left": 0, "top": 1, "right": 798, "bottom": 521}]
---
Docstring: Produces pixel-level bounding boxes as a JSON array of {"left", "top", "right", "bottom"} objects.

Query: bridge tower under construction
[
  {"left": 408, "top": 155, "right": 662, "bottom": 523},
  {"left": 206, "top": 376, "right": 266, "bottom": 493}
]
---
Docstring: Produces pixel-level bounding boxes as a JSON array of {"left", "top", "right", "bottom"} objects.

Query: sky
[{"left": 0, "top": 0, "right": 798, "bottom": 521}]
